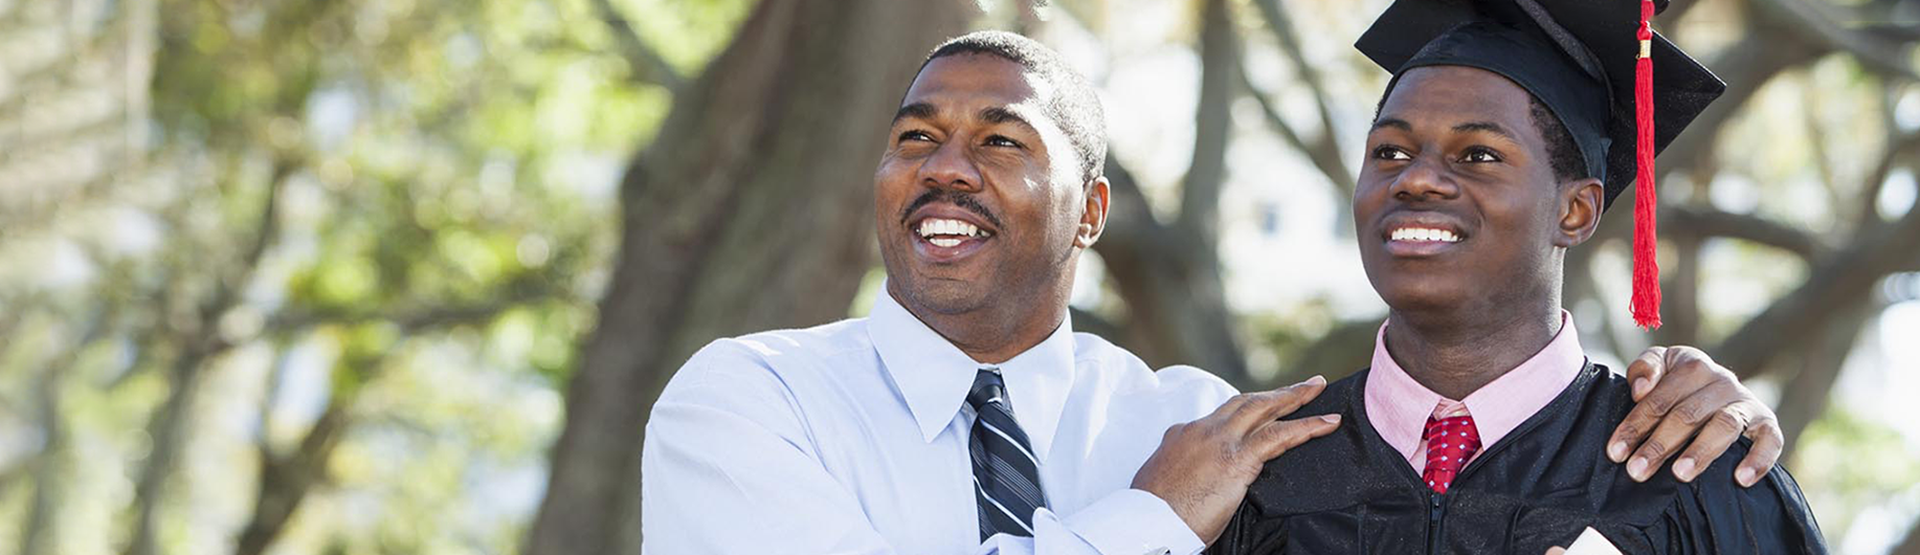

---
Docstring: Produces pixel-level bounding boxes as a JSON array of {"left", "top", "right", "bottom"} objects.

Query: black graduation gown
[{"left": 1210, "top": 362, "right": 1828, "bottom": 554}]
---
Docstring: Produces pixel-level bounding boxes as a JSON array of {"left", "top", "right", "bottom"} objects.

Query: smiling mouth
[
  {"left": 915, "top": 217, "right": 995, "bottom": 247},
  {"left": 1388, "top": 226, "right": 1462, "bottom": 243}
]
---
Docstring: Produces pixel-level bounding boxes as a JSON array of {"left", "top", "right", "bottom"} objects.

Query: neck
[
  {"left": 886, "top": 283, "right": 1071, "bottom": 365},
  {"left": 1383, "top": 295, "right": 1563, "bottom": 401}
]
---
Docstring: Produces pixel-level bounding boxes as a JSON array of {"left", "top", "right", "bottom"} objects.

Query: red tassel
[{"left": 1631, "top": 0, "right": 1661, "bottom": 330}]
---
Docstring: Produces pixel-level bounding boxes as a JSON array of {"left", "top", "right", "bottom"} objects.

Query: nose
[
  {"left": 918, "top": 136, "right": 984, "bottom": 193},
  {"left": 1389, "top": 156, "right": 1460, "bottom": 202}
]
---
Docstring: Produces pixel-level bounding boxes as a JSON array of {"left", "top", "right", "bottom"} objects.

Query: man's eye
[
  {"left": 1373, "top": 146, "right": 1411, "bottom": 161},
  {"left": 899, "top": 130, "right": 934, "bottom": 143},
  {"left": 985, "top": 135, "right": 1022, "bottom": 148},
  {"left": 1461, "top": 148, "right": 1502, "bottom": 163}
]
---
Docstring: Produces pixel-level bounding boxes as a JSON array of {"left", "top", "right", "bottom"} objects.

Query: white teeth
[
  {"left": 916, "top": 218, "right": 985, "bottom": 239},
  {"left": 929, "top": 237, "right": 962, "bottom": 247},
  {"left": 1390, "top": 227, "right": 1460, "bottom": 243}
]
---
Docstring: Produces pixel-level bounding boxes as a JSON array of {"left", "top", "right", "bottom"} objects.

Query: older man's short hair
[{"left": 921, "top": 31, "right": 1108, "bottom": 183}]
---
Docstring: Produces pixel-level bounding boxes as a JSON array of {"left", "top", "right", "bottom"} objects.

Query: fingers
[
  {"left": 1247, "top": 413, "right": 1342, "bottom": 462},
  {"left": 1610, "top": 346, "right": 1723, "bottom": 464},
  {"left": 1625, "top": 385, "right": 1735, "bottom": 481},
  {"left": 1623, "top": 345, "right": 1670, "bottom": 401},
  {"left": 1667, "top": 402, "right": 1754, "bottom": 482},
  {"left": 1735, "top": 414, "right": 1784, "bottom": 488},
  {"left": 1608, "top": 366, "right": 1706, "bottom": 464},
  {"left": 1224, "top": 376, "right": 1327, "bottom": 433}
]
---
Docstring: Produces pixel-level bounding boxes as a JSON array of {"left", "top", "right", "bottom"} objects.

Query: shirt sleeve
[
  {"left": 977, "top": 489, "right": 1206, "bottom": 555},
  {"left": 640, "top": 340, "right": 896, "bottom": 554},
  {"left": 641, "top": 340, "right": 1208, "bottom": 555}
]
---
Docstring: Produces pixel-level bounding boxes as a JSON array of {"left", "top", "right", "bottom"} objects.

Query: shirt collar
[
  {"left": 868, "top": 284, "right": 1076, "bottom": 463},
  {"left": 1363, "top": 310, "right": 1585, "bottom": 462}
]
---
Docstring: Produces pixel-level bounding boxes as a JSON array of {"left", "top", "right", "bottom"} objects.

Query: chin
[
  {"left": 1373, "top": 275, "right": 1472, "bottom": 315},
  {"left": 893, "top": 274, "right": 993, "bottom": 315}
]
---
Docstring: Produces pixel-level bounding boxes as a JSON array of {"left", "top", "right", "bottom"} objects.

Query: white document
[{"left": 1564, "top": 527, "right": 1624, "bottom": 555}]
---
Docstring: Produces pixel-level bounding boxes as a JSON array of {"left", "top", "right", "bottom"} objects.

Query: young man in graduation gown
[{"left": 1208, "top": 0, "right": 1828, "bottom": 553}]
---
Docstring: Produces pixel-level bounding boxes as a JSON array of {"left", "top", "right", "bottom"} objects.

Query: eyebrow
[
  {"left": 1371, "top": 117, "right": 1521, "bottom": 143},
  {"left": 1371, "top": 118, "right": 1411, "bottom": 132},
  {"left": 893, "top": 102, "right": 936, "bottom": 125},
  {"left": 1452, "top": 121, "right": 1518, "bottom": 142},
  {"left": 979, "top": 106, "right": 1038, "bottom": 133}
]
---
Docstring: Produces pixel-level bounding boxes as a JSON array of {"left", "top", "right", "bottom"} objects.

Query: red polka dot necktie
[{"left": 1422, "top": 413, "right": 1481, "bottom": 494}]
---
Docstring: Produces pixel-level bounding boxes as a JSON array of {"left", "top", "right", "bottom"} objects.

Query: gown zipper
[{"left": 1428, "top": 493, "right": 1446, "bottom": 555}]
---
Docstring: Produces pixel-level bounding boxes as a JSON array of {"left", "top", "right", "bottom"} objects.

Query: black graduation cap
[{"left": 1355, "top": 0, "right": 1727, "bottom": 330}]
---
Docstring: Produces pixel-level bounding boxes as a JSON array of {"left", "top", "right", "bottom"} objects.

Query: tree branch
[
  {"left": 125, "top": 157, "right": 293, "bottom": 555},
  {"left": 1239, "top": 67, "right": 1353, "bottom": 196},
  {"left": 1862, "top": 23, "right": 1920, "bottom": 43},
  {"left": 1658, "top": 30, "right": 1823, "bottom": 181},
  {"left": 1092, "top": 154, "right": 1250, "bottom": 385},
  {"left": 1175, "top": 0, "right": 1236, "bottom": 240},
  {"left": 1860, "top": 128, "right": 1920, "bottom": 224},
  {"left": 1714, "top": 193, "right": 1920, "bottom": 378},
  {"left": 590, "top": 0, "right": 685, "bottom": 91},
  {"left": 234, "top": 398, "right": 352, "bottom": 555},
  {"left": 1663, "top": 205, "right": 1825, "bottom": 260},
  {"left": 1094, "top": 154, "right": 1181, "bottom": 265},
  {"left": 1752, "top": 0, "right": 1919, "bottom": 81},
  {"left": 1249, "top": 0, "right": 1349, "bottom": 186},
  {"left": 1776, "top": 298, "right": 1874, "bottom": 461}
]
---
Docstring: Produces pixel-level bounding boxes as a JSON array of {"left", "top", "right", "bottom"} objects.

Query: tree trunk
[
  {"left": 524, "top": 3, "right": 970, "bottom": 554},
  {"left": 1093, "top": 0, "right": 1251, "bottom": 387},
  {"left": 1895, "top": 516, "right": 1920, "bottom": 555}
]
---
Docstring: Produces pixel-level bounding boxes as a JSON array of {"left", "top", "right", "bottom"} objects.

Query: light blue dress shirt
[{"left": 640, "top": 288, "right": 1238, "bottom": 554}]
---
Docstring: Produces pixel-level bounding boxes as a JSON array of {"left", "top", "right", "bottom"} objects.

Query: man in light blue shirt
[{"left": 639, "top": 31, "right": 1782, "bottom": 555}]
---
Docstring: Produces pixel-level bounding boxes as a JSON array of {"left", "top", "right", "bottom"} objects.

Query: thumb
[{"left": 1625, "top": 346, "right": 1669, "bottom": 401}]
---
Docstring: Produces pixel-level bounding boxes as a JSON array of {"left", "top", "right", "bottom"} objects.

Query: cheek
[
  {"left": 1352, "top": 179, "right": 1392, "bottom": 224},
  {"left": 1483, "top": 199, "right": 1559, "bottom": 260},
  {"left": 874, "top": 154, "right": 912, "bottom": 185},
  {"left": 873, "top": 160, "right": 917, "bottom": 203}
]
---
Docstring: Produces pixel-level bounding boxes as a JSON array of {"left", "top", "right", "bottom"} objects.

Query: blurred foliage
[
  {"left": 0, "top": 0, "right": 749, "bottom": 551},
  {"left": 1795, "top": 408, "right": 1920, "bottom": 546}
]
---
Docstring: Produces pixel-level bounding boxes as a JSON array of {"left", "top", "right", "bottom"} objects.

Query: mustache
[{"left": 899, "top": 189, "right": 1005, "bottom": 230}]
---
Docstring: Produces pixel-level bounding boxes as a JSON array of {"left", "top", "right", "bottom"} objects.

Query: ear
[
  {"left": 1555, "top": 177, "right": 1606, "bottom": 248},
  {"left": 1075, "top": 176, "right": 1110, "bottom": 249}
]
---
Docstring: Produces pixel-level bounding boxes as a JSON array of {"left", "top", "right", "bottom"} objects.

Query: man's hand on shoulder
[
  {"left": 1130, "top": 376, "right": 1341, "bottom": 545},
  {"left": 1607, "top": 345, "right": 1784, "bottom": 487}
]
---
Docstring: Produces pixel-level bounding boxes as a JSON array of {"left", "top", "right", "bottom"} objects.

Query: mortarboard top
[{"left": 1355, "top": 0, "right": 1728, "bottom": 329}]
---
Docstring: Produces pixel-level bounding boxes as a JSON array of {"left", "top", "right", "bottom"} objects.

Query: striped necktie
[{"left": 967, "top": 369, "right": 1048, "bottom": 540}]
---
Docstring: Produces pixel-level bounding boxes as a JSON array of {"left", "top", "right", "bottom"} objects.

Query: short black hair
[
  {"left": 921, "top": 31, "right": 1107, "bottom": 183},
  {"left": 1370, "top": 85, "right": 1587, "bottom": 184},
  {"left": 1528, "top": 95, "right": 1584, "bottom": 184}
]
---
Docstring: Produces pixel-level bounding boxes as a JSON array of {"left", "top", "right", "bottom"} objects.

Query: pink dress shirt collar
[{"left": 1363, "top": 310, "right": 1586, "bottom": 472}]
